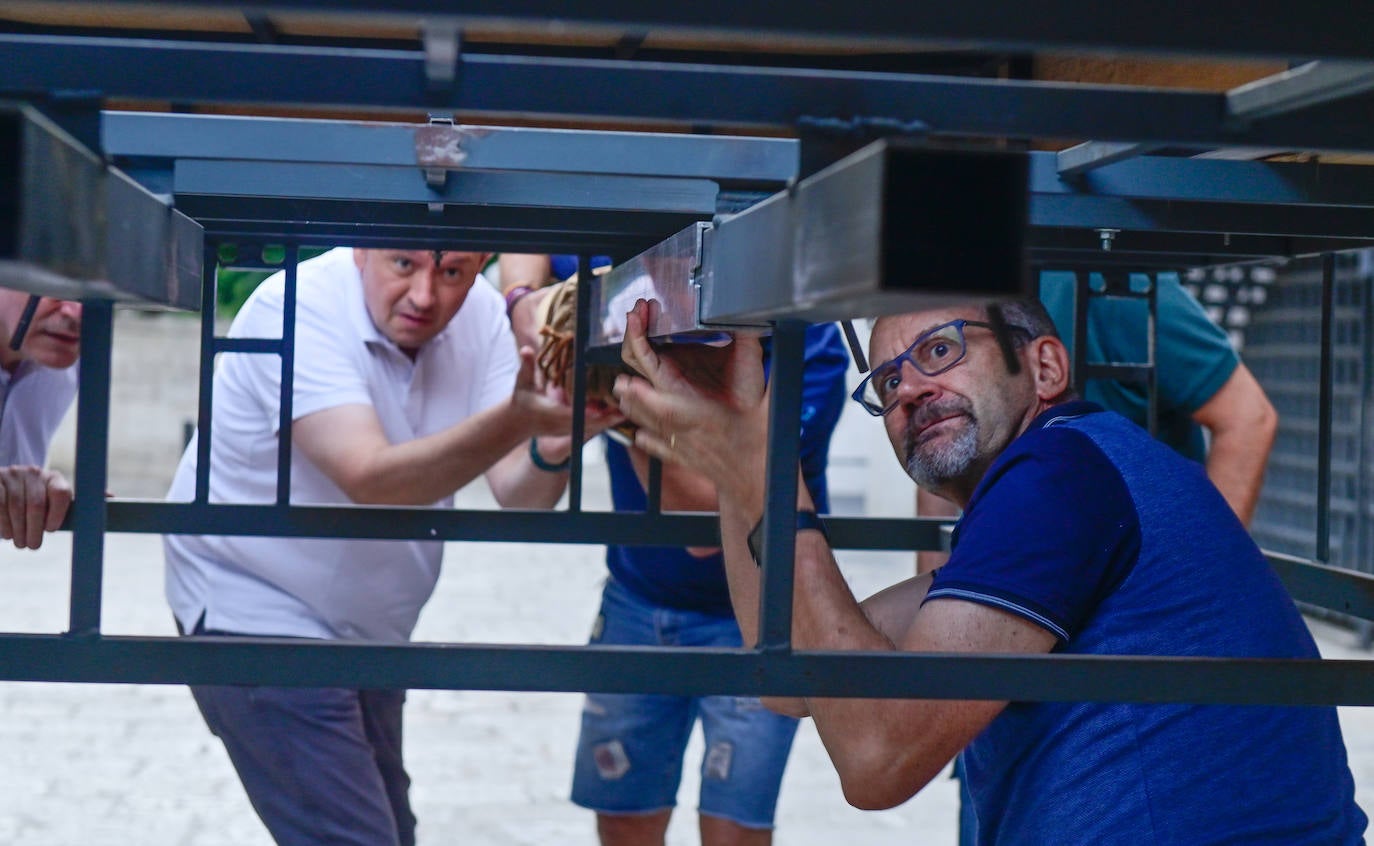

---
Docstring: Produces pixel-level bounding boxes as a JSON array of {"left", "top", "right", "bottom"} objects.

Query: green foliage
[
  {"left": 213, "top": 246, "right": 329, "bottom": 318},
  {"left": 215, "top": 268, "right": 273, "bottom": 318}
]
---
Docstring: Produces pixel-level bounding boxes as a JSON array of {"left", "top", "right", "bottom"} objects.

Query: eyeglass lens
[{"left": 864, "top": 322, "right": 968, "bottom": 410}]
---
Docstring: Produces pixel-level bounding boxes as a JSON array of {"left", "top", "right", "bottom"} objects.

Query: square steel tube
[
  {"left": 708, "top": 140, "right": 1033, "bottom": 325},
  {"left": 0, "top": 103, "right": 201, "bottom": 309},
  {"left": 593, "top": 141, "right": 1033, "bottom": 343}
]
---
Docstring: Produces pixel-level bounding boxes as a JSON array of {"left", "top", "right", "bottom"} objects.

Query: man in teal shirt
[{"left": 1036, "top": 271, "right": 1277, "bottom": 524}]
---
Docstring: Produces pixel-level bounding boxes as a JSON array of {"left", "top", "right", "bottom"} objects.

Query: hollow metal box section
[
  {"left": 0, "top": 102, "right": 202, "bottom": 309},
  {"left": 592, "top": 141, "right": 1033, "bottom": 343}
]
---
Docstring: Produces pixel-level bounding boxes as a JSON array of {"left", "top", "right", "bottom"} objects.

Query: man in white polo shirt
[
  {"left": 164, "top": 247, "right": 615, "bottom": 846},
  {"left": 0, "top": 288, "right": 81, "bottom": 551}
]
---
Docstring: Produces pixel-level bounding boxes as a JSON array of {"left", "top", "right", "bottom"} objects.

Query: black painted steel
[
  {"left": 193, "top": 251, "right": 217, "bottom": 503},
  {"left": 4, "top": 35, "right": 1374, "bottom": 151},
  {"left": 3, "top": 634, "right": 1374, "bottom": 705},
  {"left": 68, "top": 301, "right": 113, "bottom": 636},
  {"left": 276, "top": 246, "right": 299, "bottom": 505},
  {"left": 1319, "top": 254, "right": 1336, "bottom": 562},
  {"left": 568, "top": 254, "right": 592, "bottom": 513},
  {"left": 757, "top": 320, "right": 807, "bottom": 651},
  {"left": 12, "top": 2, "right": 1374, "bottom": 64}
]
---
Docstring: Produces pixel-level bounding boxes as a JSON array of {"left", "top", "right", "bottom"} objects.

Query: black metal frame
[{"left": 1, "top": 8, "right": 1372, "bottom": 707}]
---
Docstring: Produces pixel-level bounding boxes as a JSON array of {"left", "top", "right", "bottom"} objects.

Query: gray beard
[{"left": 905, "top": 416, "right": 980, "bottom": 489}]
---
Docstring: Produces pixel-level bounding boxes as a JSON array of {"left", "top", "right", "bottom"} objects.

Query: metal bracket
[{"left": 420, "top": 114, "right": 458, "bottom": 212}]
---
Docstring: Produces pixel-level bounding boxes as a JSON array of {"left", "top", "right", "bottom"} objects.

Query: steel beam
[
  {"left": 103, "top": 111, "right": 796, "bottom": 186},
  {"left": 173, "top": 159, "right": 717, "bottom": 215},
  {"left": 1058, "top": 60, "right": 1374, "bottom": 175},
  {"left": 11, "top": 35, "right": 1374, "bottom": 152},
  {"left": 1057, "top": 141, "right": 1162, "bottom": 178},
  {"left": 8, "top": 0, "right": 1374, "bottom": 63},
  {"left": 0, "top": 102, "right": 202, "bottom": 309},
  {"left": 592, "top": 142, "right": 1031, "bottom": 336},
  {"left": 1228, "top": 60, "right": 1374, "bottom": 122},
  {"left": 183, "top": 199, "right": 710, "bottom": 256},
  {"left": 103, "top": 501, "right": 950, "bottom": 552},
  {"left": 1031, "top": 196, "right": 1374, "bottom": 242},
  {"left": 1033, "top": 152, "right": 1374, "bottom": 207},
  {"left": 2, "top": 635, "right": 1374, "bottom": 706}
]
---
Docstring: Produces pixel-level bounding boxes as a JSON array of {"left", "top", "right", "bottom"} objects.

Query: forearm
[
  {"left": 486, "top": 437, "right": 573, "bottom": 508},
  {"left": 718, "top": 471, "right": 884, "bottom": 716},
  {"left": 498, "top": 254, "right": 552, "bottom": 295},
  {"left": 1206, "top": 429, "right": 1274, "bottom": 526},
  {"left": 336, "top": 401, "right": 534, "bottom": 505},
  {"left": 1195, "top": 364, "right": 1278, "bottom": 527}
]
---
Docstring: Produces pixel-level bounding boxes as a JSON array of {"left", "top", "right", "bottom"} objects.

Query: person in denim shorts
[{"left": 571, "top": 322, "right": 849, "bottom": 846}]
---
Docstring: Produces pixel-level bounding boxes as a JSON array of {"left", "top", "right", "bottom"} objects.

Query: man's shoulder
[{"left": 232, "top": 249, "right": 361, "bottom": 333}]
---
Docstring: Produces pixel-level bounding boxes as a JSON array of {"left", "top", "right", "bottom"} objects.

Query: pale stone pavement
[{"left": 3, "top": 488, "right": 1372, "bottom": 844}]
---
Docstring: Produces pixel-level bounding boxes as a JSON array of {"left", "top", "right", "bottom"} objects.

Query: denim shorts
[{"left": 570, "top": 578, "right": 800, "bottom": 829}]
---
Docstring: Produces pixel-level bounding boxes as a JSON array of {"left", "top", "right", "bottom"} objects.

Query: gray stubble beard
[{"left": 905, "top": 416, "right": 980, "bottom": 490}]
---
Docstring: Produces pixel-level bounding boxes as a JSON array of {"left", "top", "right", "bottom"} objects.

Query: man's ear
[
  {"left": 352, "top": 248, "right": 368, "bottom": 272},
  {"left": 1029, "top": 336, "right": 1072, "bottom": 401}
]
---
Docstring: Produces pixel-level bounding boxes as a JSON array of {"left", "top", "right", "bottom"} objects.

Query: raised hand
[{"left": 613, "top": 299, "right": 769, "bottom": 495}]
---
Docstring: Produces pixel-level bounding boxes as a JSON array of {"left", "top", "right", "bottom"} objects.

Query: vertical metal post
[
  {"left": 67, "top": 300, "right": 113, "bottom": 636},
  {"left": 194, "top": 246, "right": 218, "bottom": 503},
  {"left": 1361, "top": 271, "right": 1374, "bottom": 568},
  {"left": 568, "top": 254, "right": 593, "bottom": 512},
  {"left": 1318, "top": 253, "right": 1335, "bottom": 563},
  {"left": 1145, "top": 273, "right": 1159, "bottom": 438},
  {"left": 1358, "top": 270, "right": 1374, "bottom": 647},
  {"left": 275, "top": 245, "right": 299, "bottom": 505},
  {"left": 757, "top": 320, "right": 806, "bottom": 651},
  {"left": 1073, "top": 272, "right": 1089, "bottom": 395}
]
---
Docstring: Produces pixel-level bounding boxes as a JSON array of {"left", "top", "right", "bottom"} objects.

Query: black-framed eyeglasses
[{"left": 850, "top": 319, "right": 1026, "bottom": 416}]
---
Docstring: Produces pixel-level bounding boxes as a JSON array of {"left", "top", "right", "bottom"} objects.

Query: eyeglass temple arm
[{"left": 8, "top": 294, "right": 41, "bottom": 352}]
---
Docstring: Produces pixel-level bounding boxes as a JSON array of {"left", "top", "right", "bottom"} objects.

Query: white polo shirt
[
  {"left": 164, "top": 248, "right": 519, "bottom": 642},
  {"left": 0, "top": 360, "right": 78, "bottom": 467}
]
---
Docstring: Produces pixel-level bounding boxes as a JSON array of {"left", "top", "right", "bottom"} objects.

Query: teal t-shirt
[{"left": 1039, "top": 271, "right": 1238, "bottom": 464}]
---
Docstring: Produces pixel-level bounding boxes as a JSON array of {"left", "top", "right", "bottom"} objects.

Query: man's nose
[
  {"left": 894, "top": 362, "right": 939, "bottom": 406},
  {"left": 407, "top": 274, "right": 437, "bottom": 309},
  {"left": 56, "top": 300, "right": 83, "bottom": 321}
]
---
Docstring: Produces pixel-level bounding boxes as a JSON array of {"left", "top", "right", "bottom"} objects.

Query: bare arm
[
  {"left": 485, "top": 400, "right": 628, "bottom": 508},
  {"left": 292, "top": 349, "right": 576, "bottom": 506},
  {"left": 0, "top": 465, "right": 72, "bottom": 550},
  {"left": 498, "top": 254, "right": 554, "bottom": 352},
  {"left": 714, "top": 479, "right": 1054, "bottom": 808},
  {"left": 1192, "top": 362, "right": 1277, "bottom": 527}
]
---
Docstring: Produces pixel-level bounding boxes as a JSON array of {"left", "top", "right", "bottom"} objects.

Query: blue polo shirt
[
  {"left": 604, "top": 323, "right": 849, "bottom": 617},
  {"left": 1039, "top": 271, "right": 1238, "bottom": 463},
  {"left": 928, "top": 401, "right": 1366, "bottom": 845}
]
